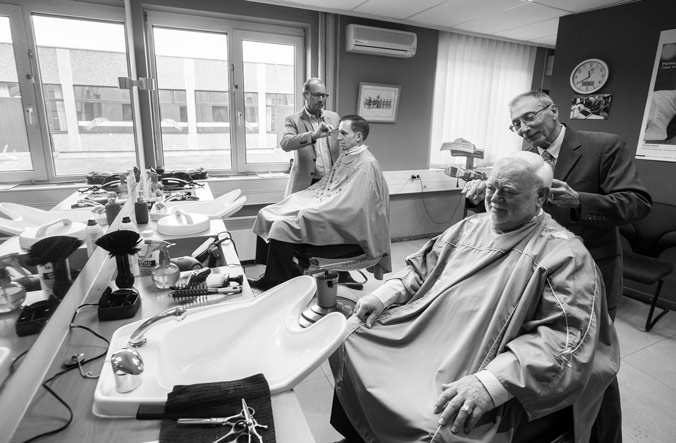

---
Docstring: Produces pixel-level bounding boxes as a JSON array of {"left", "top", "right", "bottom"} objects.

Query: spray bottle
[
  {"left": 138, "top": 229, "right": 160, "bottom": 277},
  {"left": 0, "top": 253, "right": 29, "bottom": 313},
  {"left": 151, "top": 241, "right": 180, "bottom": 289}
]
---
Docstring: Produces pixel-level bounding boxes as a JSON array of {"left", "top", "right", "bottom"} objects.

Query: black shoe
[
  {"left": 338, "top": 271, "right": 364, "bottom": 290},
  {"left": 247, "top": 276, "right": 279, "bottom": 291}
]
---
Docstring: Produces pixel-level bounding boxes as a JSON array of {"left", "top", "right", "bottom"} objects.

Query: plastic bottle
[
  {"left": 105, "top": 192, "right": 122, "bottom": 225},
  {"left": 138, "top": 230, "right": 160, "bottom": 277},
  {"left": 0, "top": 254, "right": 28, "bottom": 313},
  {"left": 151, "top": 242, "right": 180, "bottom": 289},
  {"left": 119, "top": 216, "right": 140, "bottom": 277},
  {"left": 84, "top": 218, "right": 104, "bottom": 257},
  {"left": 135, "top": 195, "right": 149, "bottom": 225}
]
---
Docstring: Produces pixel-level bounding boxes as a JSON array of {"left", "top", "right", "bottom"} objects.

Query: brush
[{"left": 170, "top": 285, "right": 242, "bottom": 299}]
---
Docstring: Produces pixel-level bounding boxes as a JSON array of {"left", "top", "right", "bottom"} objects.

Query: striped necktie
[{"left": 541, "top": 150, "right": 556, "bottom": 169}]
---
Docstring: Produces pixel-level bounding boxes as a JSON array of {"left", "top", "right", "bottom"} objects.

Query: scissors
[
  {"left": 242, "top": 399, "right": 264, "bottom": 443},
  {"left": 176, "top": 406, "right": 255, "bottom": 426}
]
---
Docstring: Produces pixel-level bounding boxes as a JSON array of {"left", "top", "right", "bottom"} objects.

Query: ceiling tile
[
  {"left": 354, "top": 0, "right": 447, "bottom": 20},
  {"left": 246, "top": 0, "right": 366, "bottom": 12},
  {"left": 409, "top": 0, "right": 524, "bottom": 28},
  {"left": 535, "top": 0, "right": 638, "bottom": 14},
  {"left": 494, "top": 17, "right": 559, "bottom": 41},
  {"left": 452, "top": 2, "right": 566, "bottom": 34}
]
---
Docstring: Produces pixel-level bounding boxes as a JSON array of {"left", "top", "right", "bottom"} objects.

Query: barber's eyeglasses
[
  {"left": 509, "top": 104, "right": 551, "bottom": 132},
  {"left": 308, "top": 92, "right": 329, "bottom": 99}
]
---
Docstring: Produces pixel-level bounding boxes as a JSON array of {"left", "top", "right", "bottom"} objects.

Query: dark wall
[
  {"left": 335, "top": 16, "right": 438, "bottom": 171},
  {"left": 552, "top": 0, "right": 676, "bottom": 204}
]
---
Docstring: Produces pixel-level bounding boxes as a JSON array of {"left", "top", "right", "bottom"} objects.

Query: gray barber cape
[
  {"left": 253, "top": 146, "right": 391, "bottom": 277},
  {"left": 331, "top": 212, "right": 619, "bottom": 442}
]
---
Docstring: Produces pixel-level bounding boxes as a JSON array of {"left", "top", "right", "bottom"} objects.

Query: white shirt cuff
[
  {"left": 474, "top": 370, "right": 513, "bottom": 407},
  {"left": 371, "top": 278, "right": 407, "bottom": 307}
]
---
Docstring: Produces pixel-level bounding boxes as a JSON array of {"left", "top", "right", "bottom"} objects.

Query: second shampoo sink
[{"left": 93, "top": 275, "right": 347, "bottom": 417}]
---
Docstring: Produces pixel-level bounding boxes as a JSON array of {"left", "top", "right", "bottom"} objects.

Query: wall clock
[{"left": 570, "top": 58, "right": 609, "bottom": 94}]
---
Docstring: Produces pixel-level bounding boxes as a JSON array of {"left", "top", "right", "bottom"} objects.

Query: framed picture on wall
[
  {"left": 357, "top": 83, "right": 401, "bottom": 123},
  {"left": 570, "top": 94, "right": 612, "bottom": 120}
]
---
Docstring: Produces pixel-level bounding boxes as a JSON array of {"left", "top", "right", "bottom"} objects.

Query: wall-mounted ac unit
[{"left": 345, "top": 24, "right": 417, "bottom": 58}]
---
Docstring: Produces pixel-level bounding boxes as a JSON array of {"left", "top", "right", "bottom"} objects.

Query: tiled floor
[{"left": 246, "top": 238, "right": 676, "bottom": 443}]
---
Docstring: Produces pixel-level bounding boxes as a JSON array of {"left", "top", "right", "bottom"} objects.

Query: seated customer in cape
[
  {"left": 329, "top": 151, "right": 619, "bottom": 443},
  {"left": 248, "top": 114, "right": 391, "bottom": 291}
]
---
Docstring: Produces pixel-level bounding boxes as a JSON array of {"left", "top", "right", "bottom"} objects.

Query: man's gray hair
[
  {"left": 493, "top": 150, "right": 553, "bottom": 189},
  {"left": 508, "top": 90, "right": 555, "bottom": 109},
  {"left": 303, "top": 78, "right": 324, "bottom": 92}
]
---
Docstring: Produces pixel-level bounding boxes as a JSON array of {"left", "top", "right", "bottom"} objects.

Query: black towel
[{"left": 159, "top": 373, "right": 276, "bottom": 443}]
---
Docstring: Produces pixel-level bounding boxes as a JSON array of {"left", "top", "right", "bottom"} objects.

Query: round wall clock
[{"left": 569, "top": 58, "right": 609, "bottom": 94}]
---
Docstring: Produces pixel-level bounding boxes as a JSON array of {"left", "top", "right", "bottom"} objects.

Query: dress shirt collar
[{"left": 537, "top": 124, "right": 565, "bottom": 159}]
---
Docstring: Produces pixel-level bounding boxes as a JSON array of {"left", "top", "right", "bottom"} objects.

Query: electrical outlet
[{"left": 411, "top": 174, "right": 420, "bottom": 180}]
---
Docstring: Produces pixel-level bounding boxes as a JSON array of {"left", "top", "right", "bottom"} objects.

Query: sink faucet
[{"left": 128, "top": 306, "right": 187, "bottom": 347}]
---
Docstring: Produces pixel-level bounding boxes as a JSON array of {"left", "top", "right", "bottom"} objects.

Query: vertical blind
[{"left": 430, "top": 32, "right": 537, "bottom": 168}]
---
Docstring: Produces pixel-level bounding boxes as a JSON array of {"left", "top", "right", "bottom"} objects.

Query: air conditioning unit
[{"left": 345, "top": 24, "right": 417, "bottom": 58}]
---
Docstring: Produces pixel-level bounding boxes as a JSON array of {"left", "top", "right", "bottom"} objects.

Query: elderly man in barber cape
[{"left": 329, "top": 151, "right": 619, "bottom": 443}]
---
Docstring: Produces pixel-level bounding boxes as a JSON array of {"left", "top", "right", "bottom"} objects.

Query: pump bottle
[
  {"left": 0, "top": 253, "right": 28, "bottom": 313},
  {"left": 135, "top": 195, "right": 149, "bottom": 225},
  {"left": 105, "top": 192, "right": 122, "bottom": 225},
  {"left": 84, "top": 218, "right": 104, "bottom": 257},
  {"left": 151, "top": 241, "right": 180, "bottom": 289},
  {"left": 119, "top": 216, "right": 140, "bottom": 277}
]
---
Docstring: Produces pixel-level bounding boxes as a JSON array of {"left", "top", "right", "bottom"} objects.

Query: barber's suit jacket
[
  {"left": 526, "top": 125, "right": 652, "bottom": 315},
  {"left": 280, "top": 109, "right": 341, "bottom": 196}
]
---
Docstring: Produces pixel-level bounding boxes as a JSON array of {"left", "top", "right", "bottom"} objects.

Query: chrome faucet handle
[{"left": 128, "top": 306, "right": 187, "bottom": 348}]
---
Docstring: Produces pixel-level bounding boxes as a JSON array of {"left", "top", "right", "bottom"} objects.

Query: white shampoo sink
[{"left": 93, "top": 276, "right": 346, "bottom": 417}]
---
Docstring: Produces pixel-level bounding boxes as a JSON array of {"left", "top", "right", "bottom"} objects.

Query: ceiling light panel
[{"left": 354, "top": 0, "right": 447, "bottom": 20}]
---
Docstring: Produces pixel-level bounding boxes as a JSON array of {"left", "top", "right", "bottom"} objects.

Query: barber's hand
[
  {"left": 434, "top": 375, "right": 495, "bottom": 435},
  {"left": 353, "top": 294, "right": 385, "bottom": 328},
  {"left": 312, "top": 122, "right": 335, "bottom": 141},
  {"left": 461, "top": 179, "right": 486, "bottom": 206},
  {"left": 548, "top": 179, "right": 580, "bottom": 208}
]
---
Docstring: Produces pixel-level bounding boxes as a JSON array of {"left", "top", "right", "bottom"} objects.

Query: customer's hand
[
  {"left": 462, "top": 179, "right": 486, "bottom": 205},
  {"left": 434, "top": 375, "right": 495, "bottom": 435},
  {"left": 353, "top": 294, "right": 385, "bottom": 328}
]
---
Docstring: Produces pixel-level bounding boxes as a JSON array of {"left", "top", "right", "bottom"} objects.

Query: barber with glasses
[
  {"left": 465, "top": 90, "right": 652, "bottom": 443},
  {"left": 279, "top": 77, "right": 341, "bottom": 196}
]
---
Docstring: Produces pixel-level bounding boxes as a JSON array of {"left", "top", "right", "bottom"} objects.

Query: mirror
[{"left": 0, "top": 2, "right": 141, "bottom": 433}]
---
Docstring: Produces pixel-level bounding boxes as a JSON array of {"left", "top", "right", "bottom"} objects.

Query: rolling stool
[
  {"left": 295, "top": 245, "right": 382, "bottom": 328},
  {"left": 623, "top": 250, "right": 673, "bottom": 331}
]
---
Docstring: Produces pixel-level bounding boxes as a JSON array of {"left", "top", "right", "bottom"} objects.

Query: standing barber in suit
[
  {"left": 280, "top": 78, "right": 341, "bottom": 196},
  {"left": 465, "top": 90, "right": 652, "bottom": 443}
]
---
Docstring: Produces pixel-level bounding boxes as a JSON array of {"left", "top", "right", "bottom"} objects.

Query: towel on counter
[{"left": 159, "top": 373, "right": 276, "bottom": 443}]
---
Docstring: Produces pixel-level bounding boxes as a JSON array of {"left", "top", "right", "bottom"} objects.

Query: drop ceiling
[{"left": 246, "top": 0, "right": 641, "bottom": 48}]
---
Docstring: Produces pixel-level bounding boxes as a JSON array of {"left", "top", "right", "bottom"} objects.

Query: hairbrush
[{"left": 170, "top": 285, "right": 242, "bottom": 299}]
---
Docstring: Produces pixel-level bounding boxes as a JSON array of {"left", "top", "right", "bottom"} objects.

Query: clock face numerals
[{"left": 570, "top": 59, "right": 609, "bottom": 94}]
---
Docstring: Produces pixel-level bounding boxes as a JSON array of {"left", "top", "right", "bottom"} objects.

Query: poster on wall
[{"left": 637, "top": 28, "right": 676, "bottom": 162}]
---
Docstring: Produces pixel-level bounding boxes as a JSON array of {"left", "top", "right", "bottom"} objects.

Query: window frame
[
  {"left": 145, "top": 10, "right": 305, "bottom": 175},
  {"left": 0, "top": 0, "right": 130, "bottom": 183}
]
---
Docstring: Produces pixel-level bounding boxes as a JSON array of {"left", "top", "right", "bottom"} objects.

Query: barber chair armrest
[{"left": 656, "top": 231, "right": 676, "bottom": 256}]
